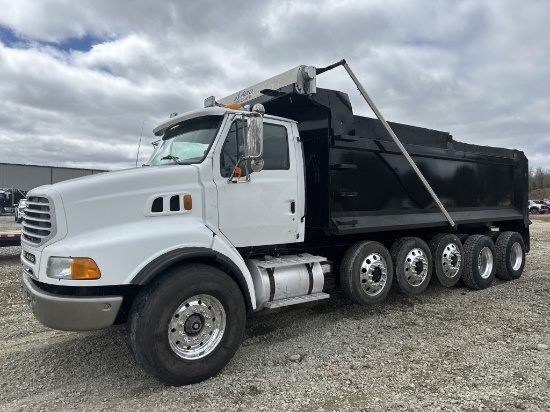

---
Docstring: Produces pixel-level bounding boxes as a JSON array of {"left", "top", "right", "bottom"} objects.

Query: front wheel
[{"left": 127, "top": 263, "right": 246, "bottom": 386}]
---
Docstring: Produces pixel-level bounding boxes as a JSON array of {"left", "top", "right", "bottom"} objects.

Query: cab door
[{"left": 213, "top": 116, "right": 300, "bottom": 247}]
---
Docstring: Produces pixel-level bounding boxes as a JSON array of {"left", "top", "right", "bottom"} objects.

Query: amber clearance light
[
  {"left": 183, "top": 194, "right": 192, "bottom": 211},
  {"left": 224, "top": 103, "right": 241, "bottom": 110}
]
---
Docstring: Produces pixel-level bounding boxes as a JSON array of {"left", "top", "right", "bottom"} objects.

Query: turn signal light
[{"left": 71, "top": 258, "right": 101, "bottom": 280}]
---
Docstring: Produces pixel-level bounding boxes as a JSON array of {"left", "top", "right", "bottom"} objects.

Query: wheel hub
[
  {"left": 184, "top": 314, "right": 204, "bottom": 335},
  {"left": 478, "top": 247, "right": 494, "bottom": 279},
  {"left": 441, "top": 243, "right": 461, "bottom": 278},
  {"left": 168, "top": 295, "right": 226, "bottom": 360},
  {"left": 510, "top": 242, "right": 523, "bottom": 271},
  {"left": 360, "top": 253, "right": 388, "bottom": 296},
  {"left": 404, "top": 248, "right": 428, "bottom": 286}
]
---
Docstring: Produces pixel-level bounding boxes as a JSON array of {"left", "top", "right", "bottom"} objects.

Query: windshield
[{"left": 147, "top": 115, "right": 223, "bottom": 166}]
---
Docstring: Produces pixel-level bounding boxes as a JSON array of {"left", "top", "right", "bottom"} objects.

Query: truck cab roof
[{"left": 153, "top": 107, "right": 296, "bottom": 137}]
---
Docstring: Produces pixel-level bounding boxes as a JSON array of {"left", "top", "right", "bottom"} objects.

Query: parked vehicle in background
[
  {"left": 0, "top": 190, "right": 10, "bottom": 215},
  {"left": 0, "top": 188, "right": 27, "bottom": 215},
  {"left": 529, "top": 200, "right": 549, "bottom": 214},
  {"left": 15, "top": 198, "right": 27, "bottom": 223}
]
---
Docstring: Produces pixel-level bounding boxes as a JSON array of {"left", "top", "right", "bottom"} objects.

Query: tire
[
  {"left": 495, "top": 231, "right": 526, "bottom": 281},
  {"left": 390, "top": 237, "right": 432, "bottom": 295},
  {"left": 455, "top": 233, "right": 470, "bottom": 244},
  {"left": 529, "top": 207, "right": 540, "bottom": 215},
  {"left": 127, "top": 263, "right": 246, "bottom": 386},
  {"left": 340, "top": 241, "right": 393, "bottom": 306},
  {"left": 461, "top": 235, "right": 496, "bottom": 290},
  {"left": 428, "top": 233, "right": 463, "bottom": 287},
  {"left": 484, "top": 230, "right": 500, "bottom": 244}
]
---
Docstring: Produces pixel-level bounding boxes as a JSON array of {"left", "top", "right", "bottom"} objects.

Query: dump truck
[{"left": 20, "top": 60, "right": 529, "bottom": 385}]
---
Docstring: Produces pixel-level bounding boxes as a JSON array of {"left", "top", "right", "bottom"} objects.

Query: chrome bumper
[{"left": 21, "top": 273, "right": 123, "bottom": 331}]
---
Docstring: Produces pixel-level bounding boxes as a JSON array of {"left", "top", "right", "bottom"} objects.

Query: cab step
[{"left": 263, "top": 292, "right": 330, "bottom": 309}]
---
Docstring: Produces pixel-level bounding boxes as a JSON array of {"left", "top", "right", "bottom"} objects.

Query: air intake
[{"left": 22, "top": 196, "right": 56, "bottom": 246}]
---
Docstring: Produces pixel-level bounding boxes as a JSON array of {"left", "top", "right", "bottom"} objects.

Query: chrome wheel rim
[
  {"left": 404, "top": 248, "right": 428, "bottom": 286},
  {"left": 360, "top": 253, "right": 388, "bottom": 296},
  {"left": 168, "top": 294, "right": 226, "bottom": 360},
  {"left": 510, "top": 242, "right": 523, "bottom": 271},
  {"left": 442, "top": 243, "right": 461, "bottom": 278},
  {"left": 478, "top": 247, "right": 494, "bottom": 279}
]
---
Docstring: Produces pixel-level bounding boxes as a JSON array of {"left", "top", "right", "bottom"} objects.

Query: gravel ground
[{"left": 1, "top": 215, "right": 549, "bottom": 411}]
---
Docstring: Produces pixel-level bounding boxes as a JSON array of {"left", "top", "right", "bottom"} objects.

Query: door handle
[{"left": 290, "top": 201, "right": 295, "bottom": 214}]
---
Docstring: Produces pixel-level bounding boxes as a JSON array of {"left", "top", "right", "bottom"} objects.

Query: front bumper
[{"left": 21, "top": 273, "right": 123, "bottom": 331}]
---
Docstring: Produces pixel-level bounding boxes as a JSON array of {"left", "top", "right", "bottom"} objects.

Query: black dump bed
[{"left": 249, "top": 87, "right": 529, "bottom": 246}]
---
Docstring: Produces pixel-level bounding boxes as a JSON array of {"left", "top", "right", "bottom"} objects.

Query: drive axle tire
[
  {"left": 340, "top": 241, "right": 393, "bottom": 306},
  {"left": 495, "top": 231, "right": 526, "bottom": 281},
  {"left": 390, "top": 237, "right": 432, "bottom": 296},
  {"left": 428, "top": 233, "right": 463, "bottom": 287},
  {"left": 484, "top": 231, "right": 501, "bottom": 244},
  {"left": 461, "top": 235, "right": 496, "bottom": 290},
  {"left": 454, "top": 233, "right": 470, "bottom": 244},
  {"left": 127, "top": 263, "right": 246, "bottom": 386}
]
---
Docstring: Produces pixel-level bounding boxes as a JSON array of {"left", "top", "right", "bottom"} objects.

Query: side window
[
  {"left": 263, "top": 123, "right": 289, "bottom": 170},
  {"left": 220, "top": 120, "right": 245, "bottom": 177},
  {"left": 220, "top": 121, "right": 290, "bottom": 177}
]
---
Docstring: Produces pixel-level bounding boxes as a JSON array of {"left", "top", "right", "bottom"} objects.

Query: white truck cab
[
  {"left": 20, "top": 102, "right": 327, "bottom": 385},
  {"left": 21, "top": 106, "right": 310, "bottom": 298}
]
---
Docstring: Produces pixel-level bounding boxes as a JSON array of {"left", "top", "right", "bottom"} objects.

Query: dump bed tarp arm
[{"left": 317, "top": 59, "right": 457, "bottom": 230}]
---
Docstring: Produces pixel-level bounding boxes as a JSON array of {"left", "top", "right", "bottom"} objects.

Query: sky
[{"left": 0, "top": 0, "right": 548, "bottom": 171}]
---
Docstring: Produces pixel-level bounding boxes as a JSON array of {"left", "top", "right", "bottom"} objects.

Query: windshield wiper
[{"left": 160, "top": 155, "right": 184, "bottom": 165}]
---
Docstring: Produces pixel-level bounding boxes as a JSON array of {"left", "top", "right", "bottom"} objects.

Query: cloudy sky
[{"left": 0, "top": 0, "right": 548, "bottom": 171}]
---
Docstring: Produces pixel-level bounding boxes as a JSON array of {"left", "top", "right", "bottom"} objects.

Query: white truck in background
[{"left": 20, "top": 61, "right": 529, "bottom": 385}]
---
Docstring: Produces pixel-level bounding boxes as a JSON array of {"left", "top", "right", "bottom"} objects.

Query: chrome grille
[{"left": 22, "top": 196, "right": 56, "bottom": 246}]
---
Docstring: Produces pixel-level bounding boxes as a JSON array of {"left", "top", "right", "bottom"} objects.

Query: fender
[{"left": 130, "top": 244, "right": 256, "bottom": 312}]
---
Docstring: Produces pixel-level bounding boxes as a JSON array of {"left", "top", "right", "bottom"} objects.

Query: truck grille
[{"left": 22, "top": 196, "right": 56, "bottom": 246}]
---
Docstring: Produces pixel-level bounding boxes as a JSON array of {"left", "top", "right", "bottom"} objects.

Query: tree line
[{"left": 529, "top": 167, "right": 550, "bottom": 194}]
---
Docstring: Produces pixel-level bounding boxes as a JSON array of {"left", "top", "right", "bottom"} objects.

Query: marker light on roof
[{"left": 224, "top": 103, "right": 242, "bottom": 110}]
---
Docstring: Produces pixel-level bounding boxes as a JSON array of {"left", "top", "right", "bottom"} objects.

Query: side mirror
[{"left": 246, "top": 104, "right": 264, "bottom": 172}]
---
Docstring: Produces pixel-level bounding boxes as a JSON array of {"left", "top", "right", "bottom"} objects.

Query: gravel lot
[{"left": 1, "top": 215, "right": 549, "bottom": 411}]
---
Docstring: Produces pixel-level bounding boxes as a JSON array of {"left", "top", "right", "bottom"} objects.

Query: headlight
[
  {"left": 47, "top": 257, "right": 101, "bottom": 280},
  {"left": 47, "top": 257, "right": 71, "bottom": 279}
]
